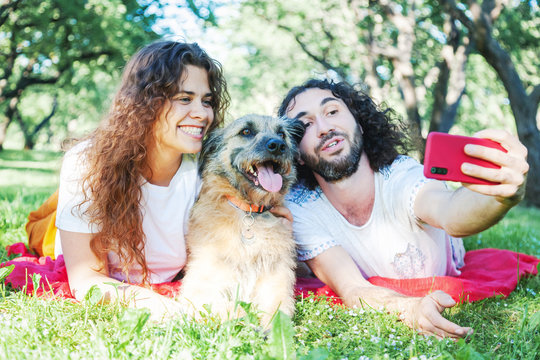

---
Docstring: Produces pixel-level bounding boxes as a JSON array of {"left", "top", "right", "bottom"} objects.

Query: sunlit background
[{"left": 1, "top": 0, "right": 539, "bottom": 204}]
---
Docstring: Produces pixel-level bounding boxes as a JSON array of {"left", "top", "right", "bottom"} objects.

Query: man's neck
[{"left": 315, "top": 151, "right": 375, "bottom": 226}]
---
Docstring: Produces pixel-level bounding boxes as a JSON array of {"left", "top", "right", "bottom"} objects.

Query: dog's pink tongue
[{"left": 257, "top": 165, "right": 283, "bottom": 193}]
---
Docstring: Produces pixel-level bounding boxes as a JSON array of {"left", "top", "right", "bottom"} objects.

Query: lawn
[{"left": 0, "top": 149, "right": 539, "bottom": 359}]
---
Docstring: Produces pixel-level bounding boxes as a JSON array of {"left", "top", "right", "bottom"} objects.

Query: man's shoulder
[
  {"left": 285, "top": 182, "right": 323, "bottom": 206},
  {"left": 379, "top": 155, "right": 420, "bottom": 179}
]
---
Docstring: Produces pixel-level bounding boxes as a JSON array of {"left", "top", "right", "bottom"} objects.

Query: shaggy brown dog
[{"left": 179, "top": 114, "right": 304, "bottom": 327}]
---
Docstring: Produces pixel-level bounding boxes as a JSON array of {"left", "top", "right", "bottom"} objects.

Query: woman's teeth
[{"left": 180, "top": 126, "right": 203, "bottom": 136}]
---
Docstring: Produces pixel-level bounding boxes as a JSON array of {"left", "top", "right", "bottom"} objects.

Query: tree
[
  {"left": 441, "top": 0, "right": 540, "bottom": 206},
  {"left": 221, "top": 0, "right": 476, "bottom": 148},
  {"left": 207, "top": 0, "right": 537, "bottom": 206},
  {"left": 0, "top": 0, "right": 160, "bottom": 150}
]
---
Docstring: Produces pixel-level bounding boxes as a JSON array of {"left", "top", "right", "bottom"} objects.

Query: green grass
[{"left": 0, "top": 149, "right": 539, "bottom": 359}]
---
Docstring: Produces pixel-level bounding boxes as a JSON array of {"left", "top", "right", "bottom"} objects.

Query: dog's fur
[{"left": 179, "top": 114, "right": 304, "bottom": 326}]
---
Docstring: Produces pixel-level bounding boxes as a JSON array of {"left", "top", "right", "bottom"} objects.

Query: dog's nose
[{"left": 266, "top": 138, "right": 286, "bottom": 155}]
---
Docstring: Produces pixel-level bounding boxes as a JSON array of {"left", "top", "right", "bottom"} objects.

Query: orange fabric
[{"left": 26, "top": 190, "right": 58, "bottom": 258}]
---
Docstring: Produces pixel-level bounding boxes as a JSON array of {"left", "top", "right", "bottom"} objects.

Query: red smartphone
[{"left": 423, "top": 132, "right": 507, "bottom": 185}]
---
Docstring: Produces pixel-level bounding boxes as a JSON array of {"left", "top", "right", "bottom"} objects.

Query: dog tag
[
  {"left": 241, "top": 213, "right": 255, "bottom": 244},
  {"left": 241, "top": 227, "right": 255, "bottom": 240}
]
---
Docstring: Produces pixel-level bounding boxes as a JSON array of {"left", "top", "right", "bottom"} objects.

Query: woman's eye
[
  {"left": 303, "top": 122, "right": 312, "bottom": 129},
  {"left": 241, "top": 128, "right": 251, "bottom": 136},
  {"left": 203, "top": 99, "right": 213, "bottom": 107}
]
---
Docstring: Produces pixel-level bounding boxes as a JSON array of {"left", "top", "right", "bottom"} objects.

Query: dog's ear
[
  {"left": 199, "top": 128, "right": 224, "bottom": 174},
  {"left": 282, "top": 117, "right": 306, "bottom": 147}
]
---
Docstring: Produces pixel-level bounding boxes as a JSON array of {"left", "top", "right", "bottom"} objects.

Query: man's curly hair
[{"left": 278, "top": 79, "right": 410, "bottom": 189}]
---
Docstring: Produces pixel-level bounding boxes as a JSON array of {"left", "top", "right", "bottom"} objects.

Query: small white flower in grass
[
  {"left": 352, "top": 325, "right": 358, "bottom": 331},
  {"left": 420, "top": 356, "right": 428, "bottom": 360},
  {"left": 329, "top": 314, "right": 334, "bottom": 320},
  {"left": 370, "top": 335, "right": 381, "bottom": 344},
  {"left": 315, "top": 310, "right": 320, "bottom": 316}
]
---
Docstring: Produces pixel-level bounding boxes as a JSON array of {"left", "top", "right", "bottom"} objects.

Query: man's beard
[{"left": 301, "top": 126, "right": 363, "bottom": 183}]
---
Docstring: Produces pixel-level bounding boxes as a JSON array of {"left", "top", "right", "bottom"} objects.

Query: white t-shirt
[
  {"left": 285, "top": 156, "right": 465, "bottom": 279},
  {"left": 55, "top": 142, "right": 200, "bottom": 284}
]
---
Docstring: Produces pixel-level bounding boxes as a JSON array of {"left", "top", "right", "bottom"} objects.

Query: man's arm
[
  {"left": 307, "top": 246, "right": 472, "bottom": 338},
  {"left": 415, "top": 129, "right": 528, "bottom": 237}
]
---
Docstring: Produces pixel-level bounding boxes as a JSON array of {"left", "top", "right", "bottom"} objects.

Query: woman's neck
[{"left": 145, "top": 144, "right": 183, "bottom": 187}]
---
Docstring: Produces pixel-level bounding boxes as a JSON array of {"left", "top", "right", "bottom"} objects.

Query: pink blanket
[{"left": 2, "top": 242, "right": 538, "bottom": 303}]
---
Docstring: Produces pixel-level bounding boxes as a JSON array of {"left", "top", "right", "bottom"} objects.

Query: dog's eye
[
  {"left": 277, "top": 131, "right": 285, "bottom": 139},
  {"left": 241, "top": 128, "right": 251, "bottom": 136}
]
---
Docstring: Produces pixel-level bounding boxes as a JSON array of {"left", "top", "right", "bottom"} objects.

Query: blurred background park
[{"left": 0, "top": 0, "right": 539, "bottom": 206}]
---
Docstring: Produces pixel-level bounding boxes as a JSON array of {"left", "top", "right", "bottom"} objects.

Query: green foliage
[
  {"left": 0, "top": 0, "right": 160, "bottom": 150},
  {"left": 0, "top": 264, "right": 14, "bottom": 282},
  {"left": 267, "top": 311, "right": 296, "bottom": 359}
]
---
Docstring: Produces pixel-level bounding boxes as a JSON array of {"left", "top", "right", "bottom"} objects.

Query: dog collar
[{"left": 226, "top": 195, "right": 271, "bottom": 214}]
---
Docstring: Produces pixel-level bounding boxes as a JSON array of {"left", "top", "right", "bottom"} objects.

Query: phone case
[{"left": 423, "top": 132, "right": 506, "bottom": 185}]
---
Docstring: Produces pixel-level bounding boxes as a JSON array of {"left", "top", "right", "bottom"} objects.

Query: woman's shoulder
[{"left": 62, "top": 140, "right": 90, "bottom": 162}]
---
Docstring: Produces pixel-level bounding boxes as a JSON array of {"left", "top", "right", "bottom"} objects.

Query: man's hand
[
  {"left": 461, "top": 129, "right": 528, "bottom": 206},
  {"left": 402, "top": 290, "right": 473, "bottom": 339}
]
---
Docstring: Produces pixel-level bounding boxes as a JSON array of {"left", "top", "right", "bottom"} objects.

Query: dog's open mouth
[{"left": 245, "top": 161, "right": 283, "bottom": 193}]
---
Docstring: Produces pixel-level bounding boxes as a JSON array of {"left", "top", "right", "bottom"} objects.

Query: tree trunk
[
  {"left": 430, "top": 18, "right": 470, "bottom": 134},
  {"left": 0, "top": 96, "right": 19, "bottom": 151},
  {"left": 375, "top": 1, "right": 424, "bottom": 148},
  {"left": 442, "top": 0, "right": 540, "bottom": 207}
]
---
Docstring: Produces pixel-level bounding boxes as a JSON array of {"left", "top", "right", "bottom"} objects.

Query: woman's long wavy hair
[
  {"left": 79, "top": 41, "right": 229, "bottom": 283},
  {"left": 278, "top": 79, "right": 411, "bottom": 189}
]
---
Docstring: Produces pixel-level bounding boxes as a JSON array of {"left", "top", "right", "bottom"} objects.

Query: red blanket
[{"left": 2, "top": 242, "right": 538, "bottom": 303}]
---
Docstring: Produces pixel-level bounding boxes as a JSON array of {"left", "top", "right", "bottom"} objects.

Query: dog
[{"left": 178, "top": 114, "right": 304, "bottom": 327}]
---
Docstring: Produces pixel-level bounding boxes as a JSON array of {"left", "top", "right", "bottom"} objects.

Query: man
[{"left": 278, "top": 79, "right": 529, "bottom": 338}]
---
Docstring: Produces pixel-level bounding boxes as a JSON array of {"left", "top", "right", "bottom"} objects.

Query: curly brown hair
[
  {"left": 79, "top": 41, "right": 229, "bottom": 283},
  {"left": 278, "top": 79, "right": 411, "bottom": 189}
]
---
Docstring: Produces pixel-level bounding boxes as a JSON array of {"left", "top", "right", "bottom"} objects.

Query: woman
[{"left": 55, "top": 41, "right": 229, "bottom": 319}]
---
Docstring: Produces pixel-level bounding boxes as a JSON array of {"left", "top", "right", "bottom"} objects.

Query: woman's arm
[
  {"left": 307, "top": 246, "right": 472, "bottom": 338},
  {"left": 60, "top": 229, "right": 181, "bottom": 320}
]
